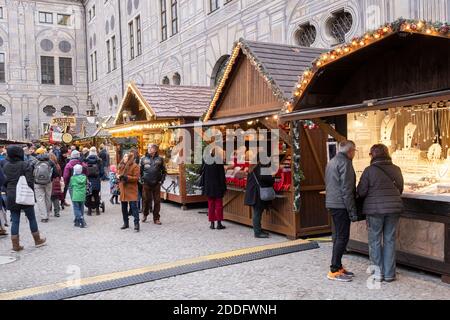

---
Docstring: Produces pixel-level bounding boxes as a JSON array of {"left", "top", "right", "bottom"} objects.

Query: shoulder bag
[{"left": 253, "top": 172, "right": 276, "bottom": 202}]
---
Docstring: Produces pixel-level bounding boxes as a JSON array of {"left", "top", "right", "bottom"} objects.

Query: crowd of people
[
  {"left": 0, "top": 143, "right": 112, "bottom": 251},
  {"left": 0, "top": 139, "right": 404, "bottom": 284}
]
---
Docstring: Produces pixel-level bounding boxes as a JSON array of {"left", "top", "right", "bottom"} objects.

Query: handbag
[
  {"left": 253, "top": 172, "right": 276, "bottom": 202},
  {"left": 16, "top": 176, "right": 35, "bottom": 206}
]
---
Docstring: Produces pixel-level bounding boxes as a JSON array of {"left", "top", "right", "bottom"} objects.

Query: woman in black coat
[
  {"left": 3, "top": 146, "right": 46, "bottom": 251},
  {"left": 201, "top": 156, "right": 227, "bottom": 230},
  {"left": 357, "top": 144, "right": 404, "bottom": 282},
  {"left": 244, "top": 163, "right": 275, "bottom": 238}
]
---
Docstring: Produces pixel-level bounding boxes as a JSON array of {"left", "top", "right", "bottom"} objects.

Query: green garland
[{"left": 292, "top": 120, "right": 305, "bottom": 213}]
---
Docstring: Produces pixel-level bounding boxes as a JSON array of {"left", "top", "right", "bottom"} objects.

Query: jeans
[
  {"left": 329, "top": 209, "right": 351, "bottom": 273},
  {"left": 10, "top": 207, "right": 39, "bottom": 236},
  {"left": 367, "top": 214, "right": 400, "bottom": 280},
  {"left": 122, "top": 201, "right": 139, "bottom": 227},
  {"left": 72, "top": 202, "right": 84, "bottom": 221},
  {"left": 51, "top": 197, "right": 61, "bottom": 215},
  {"left": 35, "top": 183, "right": 53, "bottom": 220},
  {"left": 143, "top": 184, "right": 161, "bottom": 221},
  {"left": 208, "top": 197, "right": 224, "bottom": 222},
  {"left": 252, "top": 202, "right": 265, "bottom": 235}
]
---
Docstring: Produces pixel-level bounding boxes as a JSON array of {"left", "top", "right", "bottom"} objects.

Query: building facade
[
  {"left": 0, "top": 0, "right": 87, "bottom": 141},
  {"left": 1, "top": 0, "right": 450, "bottom": 140},
  {"left": 84, "top": 0, "right": 450, "bottom": 119}
]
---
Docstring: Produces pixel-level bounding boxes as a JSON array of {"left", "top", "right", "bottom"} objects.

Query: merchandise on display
[{"left": 348, "top": 102, "right": 450, "bottom": 201}]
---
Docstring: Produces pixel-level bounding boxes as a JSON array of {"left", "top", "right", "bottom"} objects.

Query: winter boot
[
  {"left": 110, "top": 196, "right": 114, "bottom": 205},
  {"left": 134, "top": 223, "right": 140, "bottom": 232},
  {"left": 115, "top": 197, "right": 119, "bottom": 205},
  {"left": 96, "top": 207, "right": 101, "bottom": 216},
  {"left": 87, "top": 207, "right": 92, "bottom": 216},
  {"left": 210, "top": 222, "right": 215, "bottom": 230},
  {"left": 79, "top": 219, "right": 87, "bottom": 229},
  {"left": 32, "top": 232, "right": 47, "bottom": 248},
  {"left": 74, "top": 218, "right": 81, "bottom": 227},
  {"left": 11, "top": 235, "right": 24, "bottom": 252},
  {"left": 0, "top": 227, "right": 8, "bottom": 236},
  {"left": 217, "top": 221, "right": 226, "bottom": 230}
]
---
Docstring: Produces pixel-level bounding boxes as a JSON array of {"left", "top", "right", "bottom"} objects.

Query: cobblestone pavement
[{"left": 1, "top": 183, "right": 450, "bottom": 299}]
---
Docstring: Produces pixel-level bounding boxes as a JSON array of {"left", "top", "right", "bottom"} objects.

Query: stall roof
[
  {"left": 203, "top": 39, "right": 326, "bottom": 121},
  {"left": 114, "top": 83, "right": 214, "bottom": 124},
  {"left": 281, "top": 88, "right": 450, "bottom": 121},
  {"left": 170, "top": 111, "right": 279, "bottom": 129},
  {"left": 287, "top": 19, "right": 450, "bottom": 114}
]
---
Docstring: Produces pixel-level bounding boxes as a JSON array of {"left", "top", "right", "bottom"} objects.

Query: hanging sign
[{"left": 51, "top": 117, "right": 76, "bottom": 127}]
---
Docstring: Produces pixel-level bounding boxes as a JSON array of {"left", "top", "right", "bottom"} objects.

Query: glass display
[{"left": 347, "top": 102, "right": 450, "bottom": 202}]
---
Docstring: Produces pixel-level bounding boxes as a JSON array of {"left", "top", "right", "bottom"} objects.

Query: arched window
[
  {"left": 172, "top": 72, "right": 181, "bottom": 85},
  {"left": 296, "top": 23, "right": 317, "bottom": 47},
  {"left": 43, "top": 105, "right": 56, "bottom": 117},
  {"left": 162, "top": 76, "right": 170, "bottom": 85},
  {"left": 0, "top": 104, "right": 6, "bottom": 116},
  {"left": 61, "top": 105, "right": 74, "bottom": 116},
  {"left": 327, "top": 10, "right": 353, "bottom": 44},
  {"left": 211, "top": 55, "right": 230, "bottom": 87}
]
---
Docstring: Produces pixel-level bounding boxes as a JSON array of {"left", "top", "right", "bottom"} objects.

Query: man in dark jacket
[
  {"left": 3, "top": 146, "right": 46, "bottom": 251},
  {"left": 84, "top": 147, "right": 104, "bottom": 216},
  {"left": 98, "top": 144, "right": 110, "bottom": 181},
  {"left": 34, "top": 153, "right": 58, "bottom": 223},
  {"left": 357, "top": 144, "right": 404, "bottom": 282},
  {"left": 324, "top": 140, "right": 357, "bottom": 282},
  {"left": 141, "top": 144, "right": 166, "bottom": 224}
]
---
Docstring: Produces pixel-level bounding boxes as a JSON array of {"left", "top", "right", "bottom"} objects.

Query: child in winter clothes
[
  {"left": 69, "top": 164, "right": 87, "bottom": 228},
  {"left": 109, "top": 164, "right": 120, "bottom": 205}
]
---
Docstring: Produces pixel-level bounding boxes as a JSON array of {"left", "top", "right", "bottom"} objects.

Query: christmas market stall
[
  {"left": 280, "top": 19, "right": 450, "bottom": 282},
  {"left": 109, "top": 82, "right": 213, "bottom": 208},
  {"left": 198, "top": 39, "right": 328, "bottom": 239}
]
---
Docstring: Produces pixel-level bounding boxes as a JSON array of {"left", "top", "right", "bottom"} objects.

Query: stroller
[{"left": 85, "top": 180, "right": 105, "bottom": 214}]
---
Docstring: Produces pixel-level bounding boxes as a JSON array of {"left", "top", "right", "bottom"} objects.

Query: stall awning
[
  {"left": 169, "top": 111, "right": 279, "bottom": 129},
  {"left": 281, "top": 88, "right": 450, "bottom": 122}
]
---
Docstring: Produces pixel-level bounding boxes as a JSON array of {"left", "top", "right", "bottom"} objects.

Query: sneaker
[
  {"left": 339, "top": 267, "right": 355, "bottom": 278},
  {"left": 384, "top": 277, "right": 396, "bottom": 283},
  {"left": 54, "top": 213, "right": 60, "bottom": 218},
  {"left": 327, "top": 271, "right": 353, "bottom": 282},
  {"left": 79, "top": 220, "right": 87, "bottom": 228}
]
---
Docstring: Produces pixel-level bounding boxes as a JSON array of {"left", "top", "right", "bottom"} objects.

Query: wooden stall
[
  {"left": 108, "top": 82, "right": 213, "bottom": 208},
  {"left": 200, "top": 39, "right": 330, "bottom": 239},
  {"left": 281, "top": 19, "right": 450, "bottom": 282}
]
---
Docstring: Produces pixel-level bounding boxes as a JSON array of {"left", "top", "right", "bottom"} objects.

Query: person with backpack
[
  {"left": 34, "top": 152, "right": 57, "bottom": 223},
  {"left": 3, "top": 146, "right": 46, "bottom": 251},
  {"left": 0, "top": 162, "right": 7, "bottom": 237},
  {"left": 140, "top": 144, "right": 166, "bottom": 225},
  {"left": 84, "top": 147, "right": 104, "bottom": 216},
  {"left": 70, "top": 164, "right": 88, "bottom": 228},
  {"left": 357, "top": 144, "right": 404, "bottom": 283}
]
